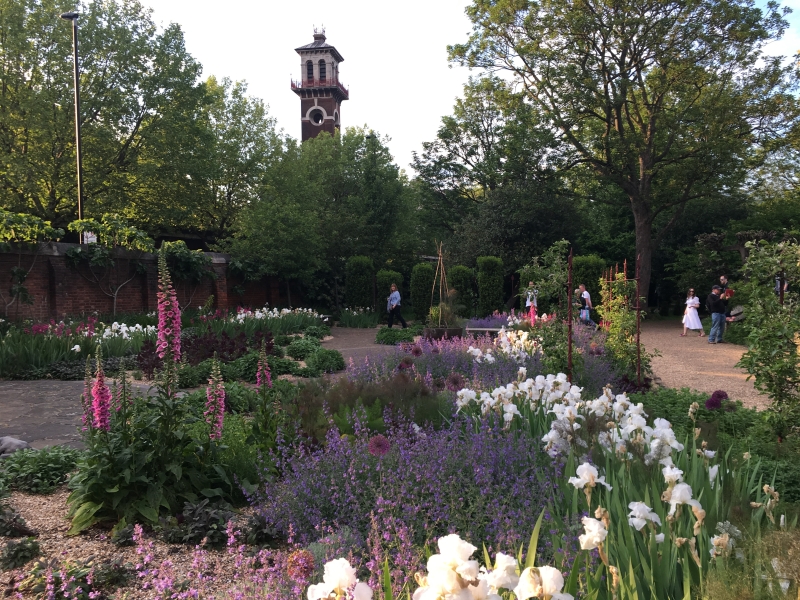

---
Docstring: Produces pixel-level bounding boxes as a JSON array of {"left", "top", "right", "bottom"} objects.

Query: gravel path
[{"left": 641, "top": 319, "right": 768, "bottom": 409}]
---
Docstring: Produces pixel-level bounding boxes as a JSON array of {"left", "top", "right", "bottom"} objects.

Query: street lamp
[{"left": 60, "top": 11, "right": 84, "bottom": 228}]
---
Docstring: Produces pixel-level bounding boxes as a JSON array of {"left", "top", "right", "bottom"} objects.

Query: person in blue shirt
[{"left": 387, "top": 283, "right": 407, "bottom": 329}]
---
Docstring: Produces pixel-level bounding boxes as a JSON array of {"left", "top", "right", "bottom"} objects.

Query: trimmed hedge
[
  {"left": 410, "top": 263, "right": 435, "bottom": 321},
  {"left": 477, "top": 256, "right": 504, "bottom": 316},
  {"left": 345, "top": 256, "right": 375, "bottom": 309},
  {"left": 448, "top": 266, "right": 475, "bottom": 317}
]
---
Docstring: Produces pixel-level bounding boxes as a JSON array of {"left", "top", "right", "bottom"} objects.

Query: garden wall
[{"left": 0, "top": 243, "right": 285, "bottom": 320}]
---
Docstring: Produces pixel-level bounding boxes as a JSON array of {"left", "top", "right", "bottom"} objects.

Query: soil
[{"left": 640, "top": 319, "right": 768, "bottom": 409}]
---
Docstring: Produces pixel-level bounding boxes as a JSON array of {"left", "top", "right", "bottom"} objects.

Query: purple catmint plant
[
  {"left": 91, "top": 351, "right": 111, "bottom": 432},
  {"left": 251, "top": 410, "right": 558, "bottom": 589},
  {"left": 156, "top": 251, "right": 181, "bottom": 361},
  {"left": 205, "top": 358, "right": 226, "bottom": 441}
]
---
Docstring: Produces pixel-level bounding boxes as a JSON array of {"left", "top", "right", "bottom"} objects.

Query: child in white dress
[{"left": 681, "top": 289, "right": 704, "bottom": 337}]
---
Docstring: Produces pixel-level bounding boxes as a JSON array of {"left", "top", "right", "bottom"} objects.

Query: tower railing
[{"left": 291, "top": 78, "right": 349, "bottom": 96}]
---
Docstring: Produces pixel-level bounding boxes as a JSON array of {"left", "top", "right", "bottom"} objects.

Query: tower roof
[{"left": 295, "top": 30, "right": 344, "bottom": 63}]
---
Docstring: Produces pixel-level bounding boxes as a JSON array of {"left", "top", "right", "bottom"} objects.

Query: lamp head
[{"left": 60, "top": 11, "right": 79, "bottom": 20}]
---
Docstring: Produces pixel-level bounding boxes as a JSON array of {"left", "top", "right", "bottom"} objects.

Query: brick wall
[{"left": 0, "top": 243, "right": 283, "bottom": 321}]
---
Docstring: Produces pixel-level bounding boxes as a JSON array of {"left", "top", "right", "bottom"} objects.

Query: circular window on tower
[{"left": 309, "top": 109, "right": 324, "bottom": 125}]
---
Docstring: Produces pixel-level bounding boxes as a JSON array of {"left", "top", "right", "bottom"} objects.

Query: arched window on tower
[
  {"left": 318, "top": 60, "right": 326, "bottom": 82},
  {"left": 306, "top": 61, "right": 313, "bottom": 82}
]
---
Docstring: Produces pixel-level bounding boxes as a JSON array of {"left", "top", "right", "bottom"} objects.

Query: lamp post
[{"left": 60, "top": 11, "right": 84, "bottom": 227}]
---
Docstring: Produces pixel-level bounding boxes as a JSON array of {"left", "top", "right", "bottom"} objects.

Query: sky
[
  {"left": 141, "top": 0, "right": 475, "bottom": 173},
  {"left": 141, "top": 0, "right": 800, "bottom": 173}
]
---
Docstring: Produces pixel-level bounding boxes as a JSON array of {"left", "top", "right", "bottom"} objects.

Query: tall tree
[
  {"left": 0, "top": 0, "right": 207, "bottom": 230},
  {"left": 450, "top": 0, "right": 797, "bottom": 298}
]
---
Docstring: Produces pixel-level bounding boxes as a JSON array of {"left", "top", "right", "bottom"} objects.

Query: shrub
[
  {"left": 376, "top": 268, "right": 403, "bottom": 305},
  {"left": 410, "top": 263, "right": 435, "bottom": 320},
  {"left": 476, "top": 256, "right": 504, "bottom": 316},
  {"left": 345, "top": 256, "right": 375, "bottom": 309},
  {"left": 375, "top": 326, "right": 416, "bottom": 345},
  {"left": 448, "top": 265, "right": 475, "bottom": 317},
  {"left": 0, "top": 505, "right": 35, "bottom": 537},
  {"left": 223, "top": 381, "right": 258, "bottom": 413},
  {"left": 306, "top": 348, "right": 345, "bottom": 373},
  {"left": 275, "top": 334, "right": 295, "bottom": 347},
  {"left": 0, "top": 446, "right": 82, "bottom": 493},
  {"left": 159, "top": 499, "right": 233, "bottom": 546},
  {"left": 267, "top": 355, "right": 301, "bottom": 376},
  {"left": 286, "top": 337, "right": 322, "bottom": 360},
  {"left": 303, "top": 325, "right": 331, "bottom": 339},
  {"left": 0, "top": 537, "right": 40, "bottom": 570}
]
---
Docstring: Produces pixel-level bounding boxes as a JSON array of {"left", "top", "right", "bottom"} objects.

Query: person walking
[
  {"left": 706, "top": 285, "right": 728, "bottom": 344},
  {"left": 578, "top": 283, "right": 597, "bottom": 328},
  {"left": 681, "top": 289, "right": 704, "bottom": 337},
  {"left": 386, "top": 283, "right": 407, "bottom": 329},
  {"left": 525, "top": 281, "right": 538, "bottom": 324}
]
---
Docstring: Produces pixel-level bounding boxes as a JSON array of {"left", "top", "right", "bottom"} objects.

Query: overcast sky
[{"left": 142, "top": 0, "right": 800, "bottom": 173}]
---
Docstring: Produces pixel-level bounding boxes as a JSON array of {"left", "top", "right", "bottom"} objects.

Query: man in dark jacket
[{"left": 706, "top": 285, "right": 728, "bottom": 344}]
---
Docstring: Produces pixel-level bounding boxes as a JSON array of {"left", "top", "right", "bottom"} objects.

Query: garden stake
[{"left": 567, "top": 248, "right": 573, "bottom": 382}]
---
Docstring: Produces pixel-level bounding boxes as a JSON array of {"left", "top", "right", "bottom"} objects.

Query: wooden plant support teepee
[{"left": 431, "top": 242, "right": 449, "bottom": 327}]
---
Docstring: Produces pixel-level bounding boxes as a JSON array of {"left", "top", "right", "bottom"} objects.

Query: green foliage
[
  {"left": 338, "top": 307, "right": 380, "bottom": 328},
  {"left": 66, "top": 362, "right": 238, "bottom": 533},
  {"left": 303, "top": 325, "right": 331, "bottom": 339},
  {"left": 448, "top": 265, "right": 475, "bottom": 317},
  {"left": 571, "top": 254, "right": 606, "bottom": 304},
  {"left": 375, "top": 326, "right": 418, "bottom": 345},
  {"left": 519, "top": 240, "right": 569, "bottom": 314},
  {"left": 0, "top": 446, "right": 82, "bottom": 493},
  {"left": 736, "top": 240, "right": 800, "bottom": 434},
  {"left": 0, "top": 210, "right": 64, "bottom": 317},
  {"left": 0, "top": 537, "right": 40, "bottom": 570},
  {"left": 67, "top": 215, "right": 154, "bottom": 252},
  {"left": 274, "top": 334, "right": 295, "bottom": 347},
  {"left": 345, "top": 256, "right": 375, "bottom": 309},
  {"left": 410, "top": 263, "right": 435, "bottom": 320},
  {"left": 476, "top": 256, "right": 504, "bottom": 316},
  {"left": 0, "top": 505, "right": 35, "bottom": 538},
  {"left": 286, "top": 336, "right": 322, "bottom": 360},
  {"left": 306, "top": 348, "right": 346, "bottom": 373},
  {"left": 597, "top": 272, "right": 653, "bottom": 380},
  {"left": 159, "top": 499, "right": 233, "bottom": 546},
  {"left": 161, "top": 240, "right": 214, "bottom": 284},
  {"left": 376, "top": 269, "right": 403, "bottom": 300},
  {"left": 19, "top": 557, "right": 131, "bottom": 599},
  {"left": 223, "top": 381, "right": 258, "bottom": 413}
]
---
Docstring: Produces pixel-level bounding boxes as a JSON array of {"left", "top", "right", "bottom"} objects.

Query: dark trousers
[{"left": 388, "top": 306, "right": 407, "bottom": 328}]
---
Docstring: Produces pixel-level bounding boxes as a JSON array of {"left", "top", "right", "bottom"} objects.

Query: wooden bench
[{"left": 464, "top": 326, "right": 504, "bottom": 337}]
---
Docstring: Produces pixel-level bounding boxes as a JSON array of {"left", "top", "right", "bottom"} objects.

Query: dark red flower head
[
  {"left": 705, "top": 390, "right": 729, "bottom": 410},
  {"left": 368, "top": 434, "right": 391, "bottom": 457}
]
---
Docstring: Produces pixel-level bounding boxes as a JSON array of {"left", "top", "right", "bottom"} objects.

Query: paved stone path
[
  {"left": 640, "top": 319, "right": 768, "bottom": 409},
  {"left": 0, "top": 327, "right": 390, "bottom": 448}
]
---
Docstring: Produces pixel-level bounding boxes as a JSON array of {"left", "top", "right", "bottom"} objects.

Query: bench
[{"left": 464, "top": 326, "right": 504, "bottom": 337}]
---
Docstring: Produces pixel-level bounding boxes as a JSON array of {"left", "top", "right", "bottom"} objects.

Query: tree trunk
[
  {"left": 286, "top": 279, "right": 291, "bottom": 307},
  {"left": 632, "top": 208, "right": 653, "bottom": 307}
]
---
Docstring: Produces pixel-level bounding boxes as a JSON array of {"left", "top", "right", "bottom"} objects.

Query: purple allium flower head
[
  {"left": 410, "top": 345, "right": 423, "bottom": 357},
  {"left": 286, "top": 549, "right": 316, "bottom": 581},
  {"left": 368, "top": 434, "right": 391, "bottom": 457},
  {"left": 446, "top": 372, "right": 466, "bottom": 392},
  {"left": 705, "top": 390, "right": 728, "bottom": 410}
]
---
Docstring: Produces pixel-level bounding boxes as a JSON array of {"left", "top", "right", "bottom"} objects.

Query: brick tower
[{"left": 291, "top": 29, "right": 349, "bottom": 141}]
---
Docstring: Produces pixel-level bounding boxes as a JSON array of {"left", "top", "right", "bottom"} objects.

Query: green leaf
[
  {"left": 383, "top": 558, "right": 394, "bottom": 600},
  {"left": 137, "top": 504, "right": 159, "bottom": 523},
  {"left": 67, "top": 501, "right": 103, "bottom": 536},
  {"left": 524, "top": 509, "right": 546, "bottom": 569}
]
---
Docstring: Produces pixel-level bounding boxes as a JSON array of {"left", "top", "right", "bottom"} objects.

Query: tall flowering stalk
[
  {"left": 91, "top": 348, "right": 111, "bottom": 432},
  {"left": 205, "top": 357, "right": 225, "bottom": 441},
  {"left": 156, "top": 251, "right": 181, "bottom": 362},
  {"left": 256, "top": 341, "right": 272, "bottom": 391}
]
